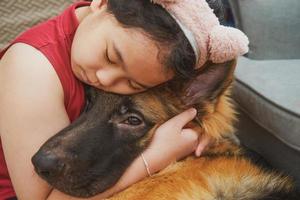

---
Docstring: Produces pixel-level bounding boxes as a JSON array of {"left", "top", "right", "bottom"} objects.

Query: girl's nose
[{"left": 95, "top": 67, "right": 124, "bottom": 87}]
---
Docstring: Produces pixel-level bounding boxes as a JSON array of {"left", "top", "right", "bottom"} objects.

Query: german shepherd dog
[{"left": 32, "top": 61, "right": 298, "bottom": 199}]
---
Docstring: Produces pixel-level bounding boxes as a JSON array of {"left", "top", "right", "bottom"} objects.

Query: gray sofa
[{"left": 229, "top": 0, "right": 300, "bottom": 190}]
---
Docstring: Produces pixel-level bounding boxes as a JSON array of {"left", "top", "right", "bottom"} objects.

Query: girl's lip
[
  {"left": 80, "top": 70, "right": 88, "bottom": 83},
  {"left": 90, "top": 82, "right": 101, "bottom": 87},
  {"left": 81, "top": 70, "right": 100, "bottom": 86}
]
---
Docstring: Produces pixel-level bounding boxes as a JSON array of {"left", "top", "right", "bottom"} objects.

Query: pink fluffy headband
[{"left": 151, "top": 0, "right": 249, "bottom": 68}]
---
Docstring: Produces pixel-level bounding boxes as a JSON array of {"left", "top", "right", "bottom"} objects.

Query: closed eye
[
  {"left": 106, "top": 47, "right": 115, "bottom": 64},
  {"left": 128, "top": 80, "right": 144, "bottom": 91}
]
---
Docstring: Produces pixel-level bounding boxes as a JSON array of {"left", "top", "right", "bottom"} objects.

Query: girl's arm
[{"left": 0, "top": 43, "right": 70, "bottom": 200}]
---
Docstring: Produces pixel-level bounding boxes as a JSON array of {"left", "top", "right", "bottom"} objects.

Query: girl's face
[{"left": 71, "top": 4, "right": 174, "bottom": 94}]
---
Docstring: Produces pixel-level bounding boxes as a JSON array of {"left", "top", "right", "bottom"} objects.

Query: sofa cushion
[
  {"left": 229, "top": 0, "right": 300, "bottom": 60},
  {"left": 233, "top": 57, "right": 300, "bottom": 151}
]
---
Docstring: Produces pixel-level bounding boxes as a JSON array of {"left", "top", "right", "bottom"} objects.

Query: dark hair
[{"left": 106, "top": 0, "right": 224, "bottom": 79}]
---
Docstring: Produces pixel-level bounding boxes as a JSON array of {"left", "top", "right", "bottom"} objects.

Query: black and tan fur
[{"left": 32, "top": 60, "right": 298, "bottom": 199}]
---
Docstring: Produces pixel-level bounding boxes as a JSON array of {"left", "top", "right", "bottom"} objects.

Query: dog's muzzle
[{"left": 32, "top": 150, "right": 65, "bottom": 180}]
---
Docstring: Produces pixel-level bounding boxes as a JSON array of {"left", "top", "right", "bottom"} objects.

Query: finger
[
  {"left": 181, "top": 129, "right": 198, "bottom": 146},
  {"left": 177, "top": 129, "right": 198, "bottom": 160},
  {"left": 162, "top": 108, "right": 197, "bottom": 130},
  {"left": 195, "top": 134, "right": 211, "bottom": 157}
]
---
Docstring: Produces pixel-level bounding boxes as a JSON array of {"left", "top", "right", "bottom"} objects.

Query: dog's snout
[{"left": 32, "top": 151, "right": 65, "bottom": 179}]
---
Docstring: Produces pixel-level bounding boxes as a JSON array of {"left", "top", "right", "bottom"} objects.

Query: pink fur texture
[
  {"left": 151, "top": 0, "right": 249, "bottom": 68},
  {"left": 209, "top": 25, "right": 249, "bottom": 63}
]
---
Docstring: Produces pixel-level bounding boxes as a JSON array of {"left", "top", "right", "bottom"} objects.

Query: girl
[{"left": 0, "top": 0, "right": 248, "bottom": 199}]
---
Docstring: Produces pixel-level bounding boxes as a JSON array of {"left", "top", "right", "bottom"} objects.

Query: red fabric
[{"left": 0, "top": 1, "right": 90, "bottom": 198}]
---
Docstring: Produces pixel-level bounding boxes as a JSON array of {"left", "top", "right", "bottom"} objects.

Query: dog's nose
[{"left": 32, "top": 151, "right": 65, "bottom": 179}]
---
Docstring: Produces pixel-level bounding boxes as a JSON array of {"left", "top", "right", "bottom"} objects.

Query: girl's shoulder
[
  {"left": 0, "top": 42, "right": 64, "bottom": 98},
  {"left": 0, "top": 1, "right": 86, "bottom": 120},
  {"left": 1, "top": 40, "right": 85, "bottom": 122}
]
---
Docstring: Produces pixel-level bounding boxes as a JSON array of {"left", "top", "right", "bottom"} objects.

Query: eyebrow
[{"left": 112, "top": 42, "right": 152, "bottom": 90}]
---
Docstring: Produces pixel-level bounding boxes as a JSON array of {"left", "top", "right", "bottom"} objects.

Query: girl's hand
[{"left": 142, "top": 108, "right": 208, "bottom": 174}]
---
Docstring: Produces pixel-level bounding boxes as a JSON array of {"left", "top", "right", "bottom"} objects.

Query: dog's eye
[{"left": 123, "top": 116, "right": 142, "bottom": 126}]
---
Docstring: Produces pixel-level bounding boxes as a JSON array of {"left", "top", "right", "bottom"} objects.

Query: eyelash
[
  {"left": 105, "top": 46, "right": 142, "bottom": 91},
  {"left": 106, "top": 48, "right": 114, "bottom": 64}
]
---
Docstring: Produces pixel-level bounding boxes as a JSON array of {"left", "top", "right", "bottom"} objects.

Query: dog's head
[{"left": 32, "top": 61, "right": 236, "bottom": 197}]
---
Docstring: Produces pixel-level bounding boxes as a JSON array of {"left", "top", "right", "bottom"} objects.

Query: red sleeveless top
[{"left": 0, "top": 1, "right": 89, "bottom": 198}]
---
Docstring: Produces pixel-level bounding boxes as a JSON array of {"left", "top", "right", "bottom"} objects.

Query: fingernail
[{"left": 189, "top": 108, "right": 197, "bottom": 115}]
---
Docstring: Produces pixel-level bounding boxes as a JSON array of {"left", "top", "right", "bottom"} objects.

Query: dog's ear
[{"left": 174, "top": 60, "right": 236, "bottom": 106}]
